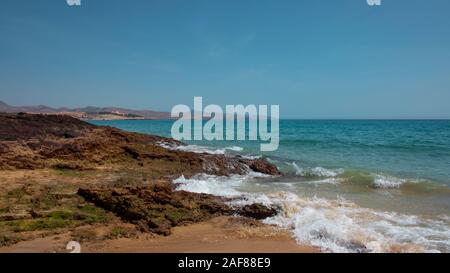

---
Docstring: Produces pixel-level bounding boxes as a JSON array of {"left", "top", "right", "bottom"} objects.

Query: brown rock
[
  {"left": 78, "top": 183, "right": 278, "bottom": 235},
  {"left": 238, "top": 203, "right": 278, "bottom": 220},
  {"left": 0, "top": 113, "right": 281, "bottom": 178},
  {"left": 241, "top": 158, "right": 281, "bottom": 175},
  {"left": 0, "top": 113, "right": 94, "bottom": 141},
  {"left": 77, "top": 183, "right": 234, "bottom": 235}
]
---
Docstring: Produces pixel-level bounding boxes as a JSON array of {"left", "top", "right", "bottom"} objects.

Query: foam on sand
[
  {"left": 262, "top": 192, "right": 450, "bottom": 253},
  {"left": 172, "top": 172, "right": 450, "bottom": 253}
]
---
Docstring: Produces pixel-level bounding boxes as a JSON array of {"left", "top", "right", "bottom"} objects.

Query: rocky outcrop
[
  {"left": 238, "top": 204, "right": 278, "bottom": 220},
  {"left": 0, "top": 113, "right": 281, "bottom": 177},
  {"left": 0, "top": 112, "right": 95, "bottom": 141},
  {"left": 77, "top": 183, "right": 278, "bottom": 235},
  {"left": 0, "top": 113, "right": 282, "bottom": 240},
  {"left": 240, "top": 158, "right": 280, "bottom": 175}
]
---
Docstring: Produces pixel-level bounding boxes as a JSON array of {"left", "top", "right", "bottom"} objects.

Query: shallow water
[{"left": 91, "top": 119, "right": 450, "bottom": 252}]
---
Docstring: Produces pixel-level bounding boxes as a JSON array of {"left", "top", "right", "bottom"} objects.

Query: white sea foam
[
  {"left": 372, "top": 174, "right": 415, "bottom": 189},
  {"left": 179, "top": 145, "right": 226, "bottom": 154},
  {"left": 172, "top": 172, "right": 450, "bottom": 253},
  {"left": 291, "top": 162, "right": 343, "bottom": 178},
  {"left": 291, "top": 162, "right": 421, "bottom": 189},
  {"left": 263, "top": 193, "right": 450, "bottom": 253},
  {"left": 241, "top": 154, "right": 262, "bottom": 160},
  {"left": 159, "top": 142, "right": 226, "bottom": 154},
  {"left": 158, "top": 141, "right": 244, "bottom": 155},
  {"left": 173, "top": 172, "right": 268, "bottom": 197},
  {"left": 305, "top": 178, "right": 342, "bottom": 185},
  {"left": 226, "top": 146, "right": 244, "bottom": 152},
  {"left": 173, "top": 174, "right": 244, "bottom": 196}
]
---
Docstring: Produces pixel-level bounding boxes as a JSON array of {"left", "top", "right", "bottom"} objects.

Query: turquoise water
[
  {"left": 92, "top": 119, "right": 450, "bottom": 252},
  {"left": 92, "top": 119, "right": 450, "bottom": 184}
]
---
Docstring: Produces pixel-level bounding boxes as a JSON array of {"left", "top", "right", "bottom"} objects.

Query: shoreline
[
  {"left": 0, "top": 167, "right": 314, "bottom": 253},
  {"left": 0, "top": 216, "right": 318, "bottom": 253},
  {"left": 0, "top": 113, "right": 295, "bottom": 253},
  {"left": 2, "top": 114, "right": 449, "bottom": 253}
]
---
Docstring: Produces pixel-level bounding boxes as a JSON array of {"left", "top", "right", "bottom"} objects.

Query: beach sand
[
  {"left": 0, "top": 216, "right": 317, "bottom": 253},
  {"left": 0, "top": 114, "right": 315, "bottom": 253},
  {"left": 85, "top": 217, "right": 318, "bottom": 253}
]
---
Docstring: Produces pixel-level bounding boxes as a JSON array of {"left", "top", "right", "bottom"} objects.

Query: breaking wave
[
  {"left": 289, "top": 162, "right": 436, "bottom": 190},
  {"left": 172, "top": 172, "right": 450, "bottom": 253},
  {"left": 173, "top": 172, "right": 269, "bottom": 197},
  {"left": 291, "top": 162, "right": 343, "bottom": 178},
  {"left": 262, "top": 193, "right": 450, "bottom": 253},
  {"left": 158, "top": 141, "right": 244, "bottom": 155}
]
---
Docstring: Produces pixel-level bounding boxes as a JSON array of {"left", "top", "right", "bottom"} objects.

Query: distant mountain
[{"left": 0, "top": 100, "right": 171, "bottom": 120}]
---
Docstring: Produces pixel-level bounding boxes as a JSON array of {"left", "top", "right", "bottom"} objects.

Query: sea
[{"left": 91, "top": 119, "right": 450, "bottom": 253}]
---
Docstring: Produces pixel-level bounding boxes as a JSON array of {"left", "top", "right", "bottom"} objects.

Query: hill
[{"left": 0, "top": 100, "right": 171, "bottom": 120}]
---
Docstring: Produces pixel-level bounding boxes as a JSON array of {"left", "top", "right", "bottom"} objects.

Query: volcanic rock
[
  {"left": 0, "top": 113, "right": 280, "bottom": 177},
  {"left": 238, "top": 204, "right": 278, "bottom": 220}
]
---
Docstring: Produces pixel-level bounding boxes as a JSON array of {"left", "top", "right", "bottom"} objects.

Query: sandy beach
[
  {"left": 0, "top": 216, "right": 317, "bottom": 253},
  {"left": 0, "top": 114, "right": 309, "bottom": 253}
]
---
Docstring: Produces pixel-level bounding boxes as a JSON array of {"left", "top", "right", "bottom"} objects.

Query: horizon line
[{"left": 2, "top": 100, "right": 450, "bottom": 120}]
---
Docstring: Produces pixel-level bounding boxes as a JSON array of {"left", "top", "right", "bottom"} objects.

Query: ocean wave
[
  {"left": 291, "top": 162, "right": 343, "bottom": 178},
  {"left": 339, "top": 171, "right": 429, "bottom": 190},
  {"left": 173, "top": 172, "right": 269, "bottom": 197},
  {"left": 305, "top": 178, "right": 342, "bottom": 185},
  {"left": 372, "top": 174, "right": 408, "bottom": 189},
  {"left": 289, "top": 162, "right": 428, "bottom": 190},
  {"left": 226, "top": 146, "right": 244, "bottom": 152},
  {"left": 157, "top": 141, "right": 244, "bottom": 155},
  {"left": 174, "top": 174, "right": 243, "bottom": 196},
  {"left": 262, "top": 192, "right": 450, "bottom": 253},
  {"left": 172, "top": 173, "right": 450, "bottom": 253},
  {"left": 240, "top": 154, "right": 262, "bottom": 160}
]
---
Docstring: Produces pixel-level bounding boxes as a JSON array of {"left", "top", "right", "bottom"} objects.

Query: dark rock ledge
[
  {"left": 0, "top": 113, "right": 282, "bottom": 236},
  {"left": 78, "top": 183, "right": 278, "bottom": 236}
]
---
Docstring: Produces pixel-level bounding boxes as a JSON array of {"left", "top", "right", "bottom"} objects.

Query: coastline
[
  {"left": 0, "top": 113, "right": 309, "bottom": 253},
  {"left": 0, "top": 169, "right": 317, "bottom": 253},
  {"left": 2, "top": 114, "right": 449, "bottom": 253}
]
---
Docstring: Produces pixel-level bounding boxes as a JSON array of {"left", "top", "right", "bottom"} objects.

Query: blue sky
[{"left": 0, "top": 0, "right": 449, "bottom": 118}]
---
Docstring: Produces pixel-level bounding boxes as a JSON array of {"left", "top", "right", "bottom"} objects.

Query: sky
[{"left": 0, "top": 0, "right": 449, "bottom": 118}]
